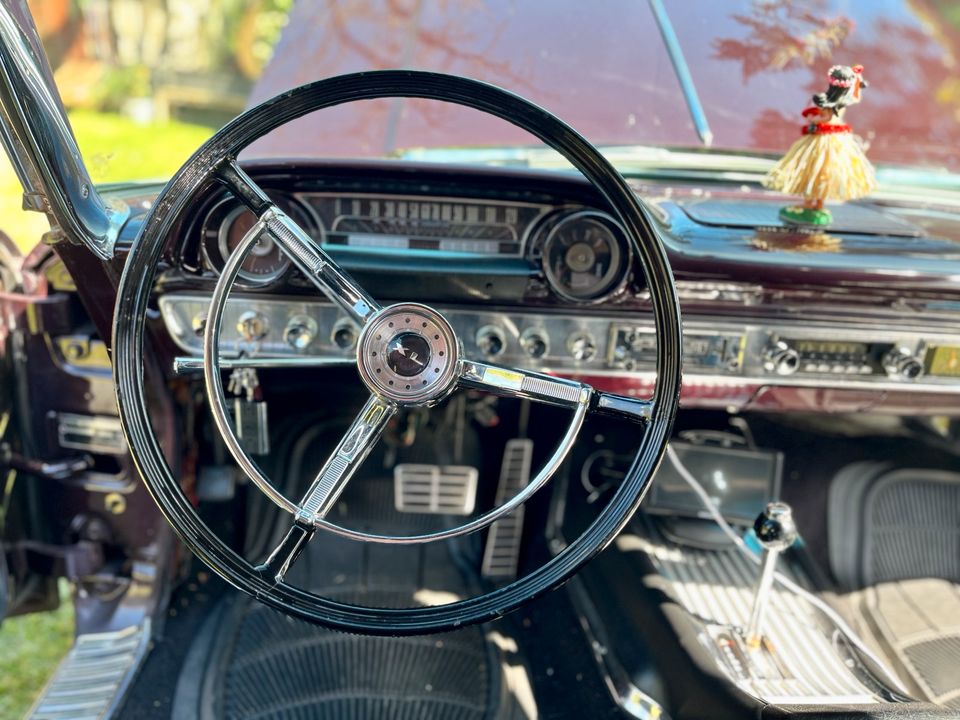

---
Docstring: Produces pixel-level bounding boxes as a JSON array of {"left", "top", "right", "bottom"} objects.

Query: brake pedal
[
  {"left": 394, "top": 464, "right": 478, "bottom": 515},
  {"left": 482, "top": 438, "right": 533, "bottom": 579}
]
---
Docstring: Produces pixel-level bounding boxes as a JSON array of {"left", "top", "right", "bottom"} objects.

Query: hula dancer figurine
[{"left": 764, "top": 64, "right": 877, "bottom": 225}]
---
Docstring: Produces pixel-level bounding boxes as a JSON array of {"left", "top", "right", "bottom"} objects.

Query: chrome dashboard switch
[
  {"left": 285, "top": 315, "right": 319, "bottom": 349},
  {"left": 567, "top": 332, "right": 597, "bottom": 362},
  {"left": 476, "top": 325, "right": 506, "bottom": 357},
  {"left": 520, "top": 328, "right": 549, "bottom": 359},
  {"left": 236, "top": 310, "right": 269, "bottom": 342}
]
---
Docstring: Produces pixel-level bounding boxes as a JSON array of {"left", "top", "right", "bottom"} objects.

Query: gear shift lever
[{"left": 745, "top": 501, "right": 798, "bottom": 648}]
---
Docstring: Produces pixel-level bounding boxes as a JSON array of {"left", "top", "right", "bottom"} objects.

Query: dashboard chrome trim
[{"left": 159, "top": 293, "right": 960, "bottom": 396}]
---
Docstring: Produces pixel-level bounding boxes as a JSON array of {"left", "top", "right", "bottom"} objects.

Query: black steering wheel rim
[{"left": 113, "top": 69, "right": 682, "bottom": 635}]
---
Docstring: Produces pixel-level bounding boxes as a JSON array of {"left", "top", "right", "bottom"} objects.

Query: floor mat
[
  {"left": 830, "top": 465, "right": 960, "bottom": 708},
  {"left": 829, "top": 464, "right": 960, "bottom": 590},
  {"left": 221, "top": 592, "right": 495, "bottom": 720},
  {"left": 846, "top": 579, "right": 960, "bottom": 709}
]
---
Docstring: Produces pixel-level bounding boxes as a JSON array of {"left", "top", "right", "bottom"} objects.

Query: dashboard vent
[{"left": 680, "top": 199, "right": 922, "bottom": 237}]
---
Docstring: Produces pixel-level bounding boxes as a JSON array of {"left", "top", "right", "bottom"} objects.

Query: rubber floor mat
[
  {"left": 830, "top": 465, "right": 960, "bottom": 708},
  {"left": 829, "top": 464, "right": 960, "bottom": 589},
  {"left": 221, "top": 591, "right": 493, "bottom": 720}
]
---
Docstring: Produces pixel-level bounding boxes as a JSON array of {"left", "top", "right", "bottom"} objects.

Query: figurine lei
[{"left": 764, "top": 64, "right": 877, "bottom": 225}]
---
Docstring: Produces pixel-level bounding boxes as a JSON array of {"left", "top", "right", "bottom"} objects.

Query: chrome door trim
[{"left": 0, "top": 1, "right": 128, "bottom": 259}]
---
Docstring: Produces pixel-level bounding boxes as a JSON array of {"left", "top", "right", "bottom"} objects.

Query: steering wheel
[{"left": 113, "top": 70, "right": 682, "bottom": 635}]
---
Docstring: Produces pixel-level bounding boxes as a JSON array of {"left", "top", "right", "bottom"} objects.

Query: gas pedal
[
  {"left": 482, "top": 438, "right": 533, "bottom": 579},
  {"left": 394, "top": 464, "right": 478, "bottom": 515}
]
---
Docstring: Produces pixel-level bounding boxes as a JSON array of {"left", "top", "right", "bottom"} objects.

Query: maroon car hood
[{"left": 246, "top": 0, "right": 960, "bottom": 172}]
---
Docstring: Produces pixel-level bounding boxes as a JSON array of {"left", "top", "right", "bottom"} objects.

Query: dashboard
[{"left": 153, "top": 160, "right": 960, "bottom": 415}]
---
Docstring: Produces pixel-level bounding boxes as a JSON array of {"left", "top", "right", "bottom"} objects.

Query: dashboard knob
[
  {"left": 567, "top": 332, "right": 597, "bottom": 362},
  {"left": 763, "top": 340, "right": 799, "bottom": 376},
  {"left": 520, "top": 328, "right": 549, "bottom": 359},
  {"left": 476, "top": 325, "right": 506, "bottom": 357},
  {"left": 237, "top": 311, "right": 269, "bottom": 342},
  {"left": 330, "top": 319, "right": 358, "bottom": 351},
  {"left": 191, "top": 312, "right": 207, "bottom": 337},
  {"left": 884, "top": 348, "right": 923, "bottom": 379},
  {"left": 285, "top": 315, "right": 318, "bottom": 350}
]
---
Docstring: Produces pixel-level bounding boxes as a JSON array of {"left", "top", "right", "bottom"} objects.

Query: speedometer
[
  {"left": 542, "top": 211, "right": 629, "bottom": 302},
  {"left": 218, "top": 206, "right": 290, "bottom": 283},
  {"left": 201, "top": 195, "right": 316, "bottom": 286}
]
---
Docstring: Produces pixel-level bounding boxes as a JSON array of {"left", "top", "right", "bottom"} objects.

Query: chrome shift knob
[
  {"left": 745, "top": 501, "right": 798, "bottom": 648},
  {"left": 754, "top": 502, "right": 798, "bottom": 553}
]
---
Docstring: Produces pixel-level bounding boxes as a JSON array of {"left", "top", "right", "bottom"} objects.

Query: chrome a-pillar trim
[{"left": 0, "top": 2, "right": 128, "bottom": 259}]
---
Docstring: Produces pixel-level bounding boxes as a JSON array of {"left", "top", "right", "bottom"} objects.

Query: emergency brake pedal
[
  {"left": 394, "top": 464, "right": 478, "bottom": 515},
  {"left": 482, "top": 438, "right": 533, "bottom": 579}
]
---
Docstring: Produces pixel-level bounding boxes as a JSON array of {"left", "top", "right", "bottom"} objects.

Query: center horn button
[
  {"left": 357, "top": 303, "right": 460, "bottom": 405},
  {"left": 387, "top": 332, "right": 432, "bottom": 376}
]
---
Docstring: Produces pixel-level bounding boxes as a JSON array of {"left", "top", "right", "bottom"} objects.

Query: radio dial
[
  {"left": 884, "top": 348, "right": 923, "bottom": 380},
  {"left": 764, "top": 341, "right": 800, "bottom": 376}
]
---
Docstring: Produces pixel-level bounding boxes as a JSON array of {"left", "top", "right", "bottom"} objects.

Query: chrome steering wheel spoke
[
  {"left": 296, "top": 395, "right": 396, "bottom": 522},
  {"left": 215, "top": 159, "right": 379, "bottom": 326},
  {"left": 256, "top": 394, "right": 396, "bottom": 584},
  {"left": 460, "top": 358, "right": 592, "bottom": 409}
]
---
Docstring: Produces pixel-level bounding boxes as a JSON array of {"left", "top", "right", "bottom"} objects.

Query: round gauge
[
  {"left": 201, "top": 194, "right": 317, "bottom": 286},
  {"left": 217, "top": 206, "right": 290, "bottom": 284},
  {"left": 542, "top": 211, "right": 629, "bottom": 302}
]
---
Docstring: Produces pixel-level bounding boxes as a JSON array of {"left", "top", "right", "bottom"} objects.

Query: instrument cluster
[{"left": 197, "top": 189, "right": 634, "bottom": 304}]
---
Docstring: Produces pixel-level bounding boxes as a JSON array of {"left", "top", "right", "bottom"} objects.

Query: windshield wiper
[{"left": 648, "top": 0, "right": 713, "bottom": 148}]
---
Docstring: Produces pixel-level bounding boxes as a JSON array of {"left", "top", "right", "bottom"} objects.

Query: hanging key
[{"left": 228, "top": 366, "right": 270, "bottom": 455}]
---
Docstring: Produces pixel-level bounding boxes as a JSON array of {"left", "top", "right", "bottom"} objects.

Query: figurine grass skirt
[{"left": 763, "top": 132, "right": 877, "bottom": 201}]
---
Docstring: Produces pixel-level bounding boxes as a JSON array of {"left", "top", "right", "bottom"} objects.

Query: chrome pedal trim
[
  {"left": 394, "top": 464, "right": 478, "bottom": 515},
  {"left": 482, "top": 439, "right": 534, "bottom": 579},
  {"left": 623, "top": 534, "right": 880, "bottom": 705},
  {"left": 29, "top": 620, "right": 150, "bottom": 720}
]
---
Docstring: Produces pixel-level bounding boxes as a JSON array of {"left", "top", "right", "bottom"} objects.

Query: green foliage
[
  {"left": 95, "top": 65, "right": 152, "bottom": 112},
  {"left": 67, "top": 110, "right": 214, "bottom": 184},
  {"left": 252, "top": 0, "right": 295, "bottom": 70},
  {"left": 0, "top": 111, "right": 214, "bottom": 252},
  {"left": 0, "top": 583, "right": 75, "bottom": 720}
]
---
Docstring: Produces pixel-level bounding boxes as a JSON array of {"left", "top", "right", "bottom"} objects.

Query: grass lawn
[
  {"left": 0, "top": 582, "right": 74, "bottom": 719},
  {"left": 1, "top": 110, "right": 213, "bottom": 252}
]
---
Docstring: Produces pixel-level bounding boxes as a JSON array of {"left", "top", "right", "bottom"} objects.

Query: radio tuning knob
[
  {"left": 884, "top": 348, "right": 923, "bottom": 379},
  {"left": 763, "top": 340, "right": 799, "bottom": 376},
  {"left": 520, "top": 328, "right": 549, "bottom": 359},
  {"left": 476, "top": 325, "right": 506, "bottom": 357},
  {"left": 567, "top": 332, "right": 597, "bottom": 362}
]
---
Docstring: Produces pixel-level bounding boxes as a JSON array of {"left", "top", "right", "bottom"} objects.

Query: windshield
[{"left": 30, "top": 0, "right": 960, "bottom": 180}]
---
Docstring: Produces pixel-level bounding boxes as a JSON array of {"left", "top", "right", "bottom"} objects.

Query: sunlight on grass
[
  {"left": 0, "top": 582, "right": 74, "bottom": 719},
  {"left": 0, "top": 111, "right": 213, "bottom": 252}
]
